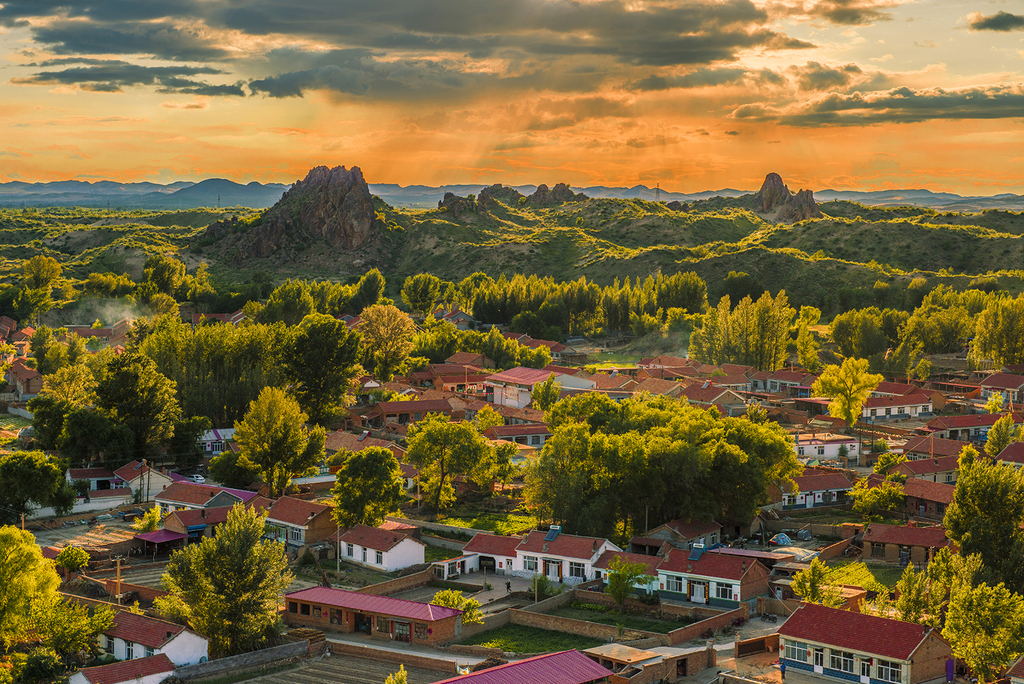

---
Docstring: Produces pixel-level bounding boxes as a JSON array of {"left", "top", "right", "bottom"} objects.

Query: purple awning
[{"left": 135, "top": 530, "right": 188, "bottom": 544}]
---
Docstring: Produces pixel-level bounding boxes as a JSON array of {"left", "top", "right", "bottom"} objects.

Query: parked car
[{"left": 189, "top": 474, "right": 206, "bottom": 484}]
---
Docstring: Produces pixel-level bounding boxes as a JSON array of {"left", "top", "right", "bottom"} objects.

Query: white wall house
[
  {"left": 861, "top": 394, "right": 933, "bottom": 420},
  {"left": 485, "top": 367, "right": 596, "bottom": 409},
  {"left": 338, "top": 524, "right": 426, "bottom": 572},
  {"left": 512, "top": 527, "right": 621, "bottom": 584},
  {"left": 101, "top": 612, "right": 208, "bottom": 666},
  {"left": 199, "top": 428, "right": 236, "bottom": 453},
  {"left": 69, "top": 655, "right": 175, "bottom": 684},
  {"left": 793, "top": 434, "right": 860, "bottom": 460}
]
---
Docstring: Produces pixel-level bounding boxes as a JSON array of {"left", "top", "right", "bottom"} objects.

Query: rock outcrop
[
  {"left": 478, "top": 183, "right": 525, "bottom": 210},
  {"left": 526, "top": 183, "right": 588, "bottom": 207},
  {"left": 437, "top": 192, "right": 477, "bottom": 217},
  {"left": 206, "top": 165, "right": 378, "bottom": 259},
  {"left": 754, "top": 172, "right": 822, "bottom": 221},
  {"left": 666, "top": 200, "right": 691, "bottom": 212}
]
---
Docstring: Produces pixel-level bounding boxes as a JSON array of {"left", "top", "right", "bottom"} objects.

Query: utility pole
[
  {"left": 21, "top": 513, "right": 25, "bottom": 530},
  {"left": 217, "top": 194, "right": 221, "bottom": 209},
  {"left": 116, "top": 558, "right": 122, "bottom": 604}
]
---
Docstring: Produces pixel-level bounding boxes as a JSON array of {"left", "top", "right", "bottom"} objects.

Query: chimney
[
  {"left": 742, "top": 561, "right": 747, "bottom": 573},
  {"left": 687, "top": 563, "right": 693, "bottom": 572},
  {"left": 592, "top": 540, "right": 598, "bottom": 552},
  {"left": 543, "top": 542, "right": 548, "bottom": 553},
  {"left": 166, "top": 631, "right": 172, "bottom": 639}
]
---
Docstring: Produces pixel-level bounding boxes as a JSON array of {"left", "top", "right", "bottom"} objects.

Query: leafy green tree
[
  {"left": 914, "top": 358, "right": 932, "bottom": 380},
  {"left": 359, "top": 304, "right": 415, "bottom": 382},
  {"left": 350, "top": 268, "right": 386, "bottom": 311},
  {"left": 849, "top": 478, "right": 904, "bottom": 516},
  {"left": 23, "top": 256, "right": 61, "bottom": 291},
  {"left": 280, "top": 313, "right": 362, "bottom": 425},
  {"left": 95, "top": 351, "right": 181, "bottom": 460},
  {"left": 690, "top": 291, "right": 795, "bottom": 370},
  {"left": 0, "top": 451, "right": 75, "bottom": 525},
  {"left": 430, "top": 589, "right": 483, "bottom": 624},
  {"left": 26, "top": 395, "right": 73, "bottom": 451},
  {"left": 132, "top": 507, "right": 161, "bottom": 533},
  {"left": 56, "top": 409, "right": 133, "bottom": 467},
  {"left": 829, "top": 308, "right": 888, "bottom": 359},
  {"left": 39, "top": 364, "right": 96, "bottom": 405},
  {"left": 20, "top": 647, "right": 64, "bottom": 683},
  {"left": 986, "top": 412, "right": 1023, "bottom": 459},
  {"left": 972, "top": 293, "right": 1024, "bottom": 367},
  {"left": 791, "top": 558, "right": 844, "bottom": 607},
  {"left": 944, "top": 446, "right": 1024, "bottom": 592},
  {"left": 812, "top": 358, "right": 883, "bottom": 432},
  {"left": 473, "top": 405, "right": 505, "bottom": 433},
  {"left": 0, "top": 526, "right": 60, "bottom": 650},
  {"left": 259, "top": 279, "right": 315, "bottom": 326},
  {"left": 34, "top": 595, "right": 114, "bottom": 664},
  {"left": 162, "top": 504, "right": 293, "bottom": 657},
  {"left": 894, "top": 563, "right": 928, "bottom": 623},
  {"left": 943, "top": 579, "right": 1024, "bottom": 683},
  {"left": 605, "top": 556, "right": 655, "bottom": 613},
  {"left": 985, "top": 393, "right": 1004, "bottom": 415},
  {"left": 169, "top": 415, "right": 213, "bottom": 472},
  {"left": 234, "top": 387, "right": 326, "bottom": 498},
  {"left": 53, "top": 546, "right": 89, "bottom": 574},
  {"left": 531, "top": 374, "right": 561, "bottom": 412},
  {"left": 401, "top": 273, "right": 443, "bottom": 316},
  {"left": 384, "top": 665, "right": 408, "bottom": 684},
  {"left": 331, "top": 447, "right": 405, "bottom": 528},
  {"left": 209, "top": 450, "right": 262, "bottom": 489},
  {"left": 873, "top": 451, "right": 908, "bottom": 476},
  {"left": 797, "top": 323, "right": 821, "bottom": 372}
]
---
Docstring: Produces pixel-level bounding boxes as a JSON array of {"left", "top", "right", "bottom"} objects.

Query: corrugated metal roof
[
  {"left": 285, "top": 587, "right": 461, "bottom": 622},
  {"left": 432, "top": 650, "right": 613, "bottom": 684}
]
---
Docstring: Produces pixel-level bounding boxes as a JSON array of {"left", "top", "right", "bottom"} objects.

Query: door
[
  {"left": 692, "top": 582, "right": 706, "bottom": 604},
  {"left": 393, "top": 621, "right": 411, "bottom": 643}
]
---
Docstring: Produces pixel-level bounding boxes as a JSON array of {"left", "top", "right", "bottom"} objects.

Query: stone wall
[
  {"left": 421, "top": 533, "right": 467, "bottom": 551},
  {"left": 817, "top": 538, "right": 853, "bottom": 562},
  {"left": 174, "top": 641, "right": 308, "bottom": 680},
  {"left": 668, "top": 605, "right": 747, "bottom": 646}
]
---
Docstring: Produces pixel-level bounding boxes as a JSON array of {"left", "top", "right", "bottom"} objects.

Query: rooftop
[
  {"left": 338, "top": 524, "right": 424, "bottom": 552},
  {"left": 780, "top": 602, "right": 940, "bottom": 661},
  {"left": 486, "top": 367, "right": 554, "bottom": 386},
  {"left": 266, "top": 496, "right": 331, "bottom": 526},
  {"left": 77, "top": 654, "right": 175, "bottom": 684},
  {"left": 516, "top": 529, "right": 618, "bottom": 560},
  {"left": 863, "top": 524, "right": 951, "bottom": 549},
  {"left": 286, "top": 586, "right": 461, "bottom": 622},
  {"left": 104, "top": 611, "right": 188, "bottom": 649},
  {"left": 432, "top": 650, "right": 613, "bottom": 684},
  {"left": 659, "top": 547, "right": 764, "bottom": 580},
  {"left": 463, "top": 532, "right": 522, "bottom": 558}
]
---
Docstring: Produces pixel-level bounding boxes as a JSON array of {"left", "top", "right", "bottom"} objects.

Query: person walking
[{"left": 506, "top": 580, "right": 512, "bottom": 594}]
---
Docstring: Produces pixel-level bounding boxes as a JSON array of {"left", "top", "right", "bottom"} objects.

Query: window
[
  {"left": 870, "top": 409, "right": 877, "bottom": 417},
  {"left": 877, "top": 660, "right": 901, "bottom": 683},
  {"left": 921, "top": 406, "right": 928, "bottom": 413},
  {"left": 665, "top": 575, "right": 683, "bottom": 593},
  {"left": 897, "top": 406, "right": 906, "bottom": 414},
  {"left": 817, "top": 446, "right": 825, "bottom": 456},
  {"left": 830, "top": 651, "right": 854, "bottom": 673},
  {"left": 861, "top": 661, "right": 871, "bottom": 678},
  {"left": 362, "top": 548, "right": 367, "bottom": 562},
  {"left": 524, "top": 556, "right": 537, "bottom": 572},
  {"left": 945, "top": 472, "right": 954, "bottom": 483},
  {"left": 300, "top": 604, "right": 310, "bottom": 616},
  {"left": 814, "top": 648, "right": 824, "bottom": 667},
  {"left": 885, "top": 408, "right": 892, "bottom": 416},
  {"left": 313, "top": 605, "right": 321, "bottom": 618},
  {"left": 145, "top": 647, "right": 154, "bottom": 658},
  {"left": 376, "top": 616, "right": 389, "bottom": 633},
  {"left": 376, "top": 550, "right": 383, "bottom": 565},
  {"left": 569, "top": 562, "right": 586, "bottom": 579},
  {"left": 784, "top": 641, "right": 808, "bottom": 663},
  {"left": 715, "top": 583, "right": 733, "bottom": 600},
  {"left": 415, "top": 623, "right": 428, "bottom": 640},
  {"left": 288, "top": 602, "right": 298, "bottom": 613},
  {"left": 871, "top": 543, "right": 885, "bottom": 558},
  {"left": 126, "top": 642, "right": 135, "bottom": 659},
  {"left": 288, "top": 528, "right": 302, "bottom": 542},
  {"left": 346, "top": 543, "right": 354, "bottom": 557},
  {"left": 531, "top": 436, "right": 541, "bottom": 445},
  {"left": 798, "top": 447, "right": 805, "bottom": 456},
  {"left": 105, "top": 637, "right": 114, "bottom": 654}
]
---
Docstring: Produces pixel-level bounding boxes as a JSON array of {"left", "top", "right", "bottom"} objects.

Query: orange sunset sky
[{"left": 0, "top": 0, "right": 1022, "bottom": 194}]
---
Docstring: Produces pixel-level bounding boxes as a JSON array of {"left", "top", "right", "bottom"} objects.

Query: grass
[
  {"left": 549, "top": 602, "right": 696, "bottom": 634},
  {"left": 459, "top": 624, "right": 605, "bottom": 653},
  {"left": 826, "top": 560, "right": 905, "bottom": 590},
  {"left": 425, "top": 546, "right": 461, "bottom": 563},
  {"left": 0, "top": 416, "right": 32, "bottom": 431},
  {"left": 437, "top": 511, "right": 539, "bottom": 536}
]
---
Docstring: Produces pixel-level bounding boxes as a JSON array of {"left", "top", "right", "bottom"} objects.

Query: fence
[
  {"left": 174, "top": 641, "right": 309, "bottom": 680},
  {"left": 508, "top": 607, "right": 670, "bottom": 645},
  {"left": 457, "top": 611, "right": 511, "bottom": 641},
  {"left": 421, "top": 534, "right": 467, "bottom": 551},
  {"left": 760, "top": 520, "right": 862, "bottom": 539},
  {"left": 735, "top": 633, "right": 779, "bottom": 657},
  {"left": 817, "top": 538, "right": 854, "bottom": 562},
  {"left": 757, "top": 596, "right": 799, "bottom": 616},
  {"left": 357, "top": 569, "right": 434, "bottom": 596},
  {"left": 668, "top": 605, "right": 747, "bottom": 646}
]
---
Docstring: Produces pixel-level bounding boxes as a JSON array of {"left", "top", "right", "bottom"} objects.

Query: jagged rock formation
[
  {"left": 526, "top": 183, "right": 588, "bottom": 207},
  {"left": 478, "top": 183, "right": 525, "bottom": 210},
  {"left": 437, "top": 192, "right": 477, "bottom": 217},
  {"left": 666, "top": 200, "right": 691, "bottom": 212},
  {"left": 206, "top": 165, "right": 377, "bottom": 259},
  {"left": 754, "top": 172, "right": 822, "bottom": 221}
]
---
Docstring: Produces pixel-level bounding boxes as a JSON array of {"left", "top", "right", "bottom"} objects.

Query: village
[{"left": 1, "top": 294, "right": 1023, "bottom": 684}]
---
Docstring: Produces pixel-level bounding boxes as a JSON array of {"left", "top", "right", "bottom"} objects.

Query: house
[
  {"left": 365, "top": 399, "right": 455, "bottom": 427},
  {"left": 337, "top": 524, "right": 426, "bottom": 572},
  {"left": 997, "top": 442, "right": 1024, "bottom": 468},
  {"left": 264, "top": 497, "right": 335, "bottom": 549},
  {"left": 656, "top": 547, "right": 771, "bottom": 608},
  {"left": 677, "top": 384, "right": 748, "bottom": 416},
  {"left": 767, "top": 370, "right": 818, "bottom": 396},
  {"left": 793, "top": 433, "right": 860, "bottom": 462},
  {"left": 485, "top": 367, "right": 595, "bottom": 409},
  {"left": 867, "top": 475, "right": 954, "bottom": 520},
  {"left": 199, "top": 428, "right": 235, "bottom": 453},
  {"left": 631, "top": 519, "right": 722, "bottom": 555},
  {"left": 1008, "top": 657, "right": 1024, "bottom": 684},
  {"left": 872, "top": 381, "right": 920, "bottom": 397},
  {"left": 435, "top": 650, "right": 615, "bottom": 684},
  {"left": 445, "top": 352, "right": 495, "bottom": 368},
  {"left": 67, "top": 467, "right": 116, "bottom": 491},
  {"left": 980, "top": 373, "right": 1024, "bottom": 405},
  {"left": 459, "top": 532, "right": 521, "bottom": 576},
  {"left": 163, "top": 498, "right": 271, "bottom": 540},
  {"left": 68, "top": 655, "right": 175, "bottom": 684},
  {"left": 900, "top": 435, "right": 970, "bottom": 462},
  {"left": 862, "top": 394, "right": 933, "bottom": 421},
  {"left": 712, "top": 374, "right": 753, "bottom": 392},
  {"left": 100, "top": 611, "right": 208, "bottom": 666},
  {"left": 324, "top": 430, "right": 405, "bottom": 459},
  {"left": 114, "top": 461, "right": 174, "bottom": 502},
  {"left": 482, "top": 423, "right": 552, "bottom": 448},
  {"left": 925, "top": 413, "right": 1023, "bottom": 441},
  {"left": 284, "top": 586, "right": 464, "bottom": 645},
  {"left": 891, "top": 454, "right": 960, "bottom": 485},
  {"left": 593, "top": 550, "right": 661, "bottom": 593},
  {"left": 584, "top": 642, "right": 711, "bottom": 683},
  {"left": 153, "top": 482, "right": 249, "bottom": 514},
  {"left": 433, "top": 307, "right": 476, "bottom": 330},
  {"left": 779, "top": 603, "right": 952, "bottom": 684},
  {"left": 513, "top": 527, "right": 621, "bottom": 584},
  {"left": 6, "top": 359, "right": 43, "bottom": 398},
  {"left": 862, "top": 524, "right": 953, "bottom": 565},
  {"left": 640, "top": 355, "right": 691, "bottom": 369},
  {"left": 782, "top": 471, "right": 853, "bottom": 509}
]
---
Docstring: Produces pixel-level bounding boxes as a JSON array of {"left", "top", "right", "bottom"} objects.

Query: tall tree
[
  {"left": 95, "top": 351, "right": 181, "bottom": 459},
  {"left": 406, "top": 414, "right": 500, "bottom": 513},
  {"left": 401, "top": 273, "right": 443, "bottom": 316},
  {"left": 985, "top": 413, "right": 1022, "bottom": 459},
  {"left": 331, "top": 447, "right": 405, "bottom": 528},
  {"left": 23, "top": 255, "right": 62, "bottom": 291},
  {"left": 0, "top": 526, "right": 60, "bottom": 651},
  {"left": 812, "top": 358, "right": 883, "bottom": 432},
  {"left": 34, "top": 595, "right": 114, "bottom": 665},
  {"left": 208, "top": 449, "right": 262, "bottom": 489},
  {"left": 168, "top": 416, "right": 213, "bottom": 472},
  {"left": 791, "top": 558, "right": 844, "bottom": 607},
  {"left": 972, "top": 294, "right": 1024, "bottom": 367},
  {"left": 893, "top": 563, "right": 928, "bottom": 623},
  {"left": 234, "top": 387, "right": 326, "bottom": 498},
  {"left": 161, "top": 505, "right": 293, "bottom": 657},
  {"left": 605, "top": 556, "right": 656, "bottom": 613},
  {"left": 39, "top": 364, "right": 96, "bottom": 405},
  {"left": 985, "top": 393, "right": 1005, "bottom": 415},
  {"left": 943, "top": 579, "right": 1024, "bottom": 683},
  {"left": 848, "top": 479, "right": 904, "bottom": 516},
  {"left": 258, "top": 279, "right": 315, "bottom": 326},
  {"left": 797, "top": 323, "right": 821, "bottom": 372},
  {"left": 0, "top": 451, "right": 75, "bottom": 525},
  {"left": 531, "top": 374, "right": 561, "bottom": 412},
  {"left": 280, "top": 313, "right": 362, "bottom": 425},
  {"left": 358, "top": 304, "right": 415, "bottom": 382}
]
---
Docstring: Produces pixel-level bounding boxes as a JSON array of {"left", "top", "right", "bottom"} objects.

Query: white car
[{"left": 189, "top": 474, "right": 206, "bottom": 484}]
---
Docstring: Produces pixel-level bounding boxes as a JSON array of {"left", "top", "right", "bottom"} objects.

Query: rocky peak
[
  {"left": 478, "top": 183, "right": 525, "bottom": 210},
  {"left": 754, "top": 172, "right": 822, "bottom": 221},
  {"left": 526, "top": 182, "right": 589, "bottom": 207},
  {"left": 437, "top": 192, "right": 477, "bottom": 217}
]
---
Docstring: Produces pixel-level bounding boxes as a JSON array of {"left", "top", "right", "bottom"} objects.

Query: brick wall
[
  {"left": 306, "top": 511, "right": 337, "bottom": 545},
  {"left": 458, "top": 610, "right": 510, "bottom": 640},
  {"left": 817, "top": 538, "right": 853, "bottom": 562},
  {"left": 508, "top": 608, "right": 671, "bottom": 645},
  {"left": 740, "top": 563, "right": 771, "bottom": 601},
  {"left": 103, "top": 580, "right": 169, "bottom": 602},
  {"left": 175, "top": 641, "right": 308, "bottom": 680},
  {"left": 910, "top": 631, "right": 953, "bottom": 684},
  {"left": 357, "top": 569, "right": 434, "bottom": 596},
  {"left": 518, "top": 590, "right": 573, "bottom": 613},
  {"left": 667, "top": 605, "right": 747, "bottom": 645},
  {"left": 736, "top": 633, "right": 780, "bottom": 657},
  {"left": 328, "top": 641, "right": 457, "bottom": 674}
]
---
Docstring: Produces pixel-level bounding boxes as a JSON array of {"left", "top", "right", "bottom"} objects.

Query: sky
[{"left": 0, "top": 0, "right": 1022, "bottom": 194}]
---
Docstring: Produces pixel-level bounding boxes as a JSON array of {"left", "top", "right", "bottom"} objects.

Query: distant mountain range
[{"left": 1, "top": 178, "right": 1022, "bottom": 212}]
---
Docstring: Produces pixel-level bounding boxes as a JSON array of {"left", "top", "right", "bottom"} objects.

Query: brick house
[
  {"left": 891, "top": 454, "right": 960, "bottom": 485},
  {"left": 337, "top": 524, "right": 426, "bottom": 572},
  {"left": 284, "top": 586, "right": 463, "bottom": 646},
  {"left": 163, "top": 498, "right": 271, "bottom": 541},
  {"left": 365, "top": 399, "right": 455, "bottom": 428},
  {"left": 6, "top": 359, "right": 43, "bottom": 398},
  {"left": 513, "top": 527, "right": 621, "bottom": 584},
  {"left": 900, "top": 478, "right": 955, "bottom": 520},
  {"left": 861, "top": 394, "right": 933, "bottom": 421},
  {"left": 482, "top": 423, "right": 552, "bottom": 448},
  {"left": 979, "top": 373, "right": 1024, "bottom": 405},
  {"left": 153, "top": 482, "right": 245, "bottom": 514},
  {"left": 863, "top": 524, "right": 953, "bottom": 566},
  {"left": 925, "top": 413, "right": 1023, "bottom": 441},
  {"left": 900, "top": 434, "right": 969, "bottom": 462},
  {"left": 68, "top": 655, "right": 175, "bottom": 684},
  {"left": 656, "top": 547, "right": 770, "bottom": 608},
  {"left": 264, "top": 497, "right": 335, "bottom": 549},
  {"left": 459, "top": 532, "right": 522, "bottom": 576},
  {"left": 779, "top": 603, "right": 952, "bottom": 684},
  {"left": 99, "top": 611, "right": 208, "bottom": 666},
  {"left": 630, "top": 519, "right": 722, "bottom": 555},
  {"left": 782, "top": 471, "right": 853, "bottom": 510}
]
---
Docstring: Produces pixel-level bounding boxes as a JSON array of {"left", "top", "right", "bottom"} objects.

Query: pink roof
[
  {"left": 463, "top": 532, "right": 521, "bottom": 557},
  {"left": 78, "top": 654, "right": 175, "bottom": 684},
  {"left": 286, "top": 587, "right": 461, "bottom": 622},
  {"left": 483, "top": 424, "right": 551, "bottom": 438},
  {"left": 432, "top": 650, "right": 613, "bottom": 684},
  {"left": 780, "top": 603, "right": 941, "bottom": 661},
  {"left": 516, "top": 530, "right": 617, "bottom": 560},
  {"left": 136, "top": 530, "right": 188, "bottom": 544},
  {"left": 486, "top": 367, "right": 554, "bottom": 386},
  {"left": 105, "top": 612, "right": 186, "bottom": 649},
  {"left": 659, "top": 547, "right": 764, "bottom": 580}
]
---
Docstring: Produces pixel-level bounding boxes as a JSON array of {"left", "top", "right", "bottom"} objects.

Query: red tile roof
[
  {"left": 154, "top": 482, "right": 242, "bottom": 506},
  {"left": 593, "top": 550, "right": 662, "bottom": 575},
  {"left": 770, "top": 370, "right": 812, "bottom": 383},
  {"left": 902, "top": 435, "right": 970, "bottom": 459},
  {"left": 863, "top": 524, "right": 951, "bottom": 549},
  {"left": 486, "top": 367, "right": 554, "bottom": 386},
  {"left": 516, "top": 530, "right": 618, "bottom": 560},
  {"left": 266, "top": 497, "right": 331, "bottom": 526},
  {"left": 463, "top": 533, "right": 522, "bottom": 558},
  {"left": 660, "top": 519, "right": 722, "bottom": 540},
  {"left": 166, "top": 506, "right": 233, "bottom": 528},
  {"left": 113, "top": 460, "right": 156, "bottom": 482},
  {"left": 893, "top": 455, "right": 960, "bottom": 479},
  {"left": 324, "top": 430, "right": 400, "bottom": 454},
  {"left": 678, "top": 384, "right": 736, "bottom": 404},
  {"left": 372, "top": 399, "right": 454, "bottom": 414},
  {"left": 445, "top": 352, "right": 492, "bottom": 366},
  {"left": 928, "top": 413, "right": 1021, "bottom": 430},
  {"left": 999, "top": 442, "right": 1024, "bottom": 464},
  {"left": 338, "top": 523, "right": 422, "bottom": 552},
  {"left": 873, "top": 381, "right": 920, "bottom": 396},
  {"left": 980, "top": 373, "right": 1024, "bottom": 391},
  {"left": 286, "top": 587, "right": 461, "bottom": 622},
  {"left": 862, "top": 393, "right": 932, "bottom": 409},
  {"left": 659, "top": 548, "right": 764, "bottom": 580},
  {"left": 779, "top": 603, "right": 941, "bottom": 661},
  {"left": 432, "top": 650, "right": 613, "bottom": 684},
  {"left": 791, "top": 472, "right": 852, "bottom": 493},
  {"left": 1007, "top": 657, "right": 1024, "bottom": 680},
  {"left": 68, "top": 468, "right": 115, "bottom": 480},
  {"left": 105, "top": 612, "right": 187, "bottom": 649},
  {"left": 634, "top": 378, "right": 684, "bottom": 395},
  {"left": 483, "top": 424, "right": 551, "bottom": 438},
  {"left": 901, "top": 478, "right": 955, "bottom": 505},
  {"left": 78, "top": 654, "right": 175, "bottom": 684}
]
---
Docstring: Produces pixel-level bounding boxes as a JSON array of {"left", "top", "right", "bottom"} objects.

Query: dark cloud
[
  {"left": 732, "top": 84, "right": 1024, "bottom": 125},
  {"left": 629, "top": 68, "right": 748, "bottom": 91},
  {"left": 724, "top": 130, "right": 741, "bottom": 135},
  {"left": 791, "top": 61, "right": 863, "bottom": 91},
  {"left": 968, "top": 11, "right": 1024, "bottom": 32},
  {"left": 11, "top": 63, "right": 243, "bottom": 96},
  {"left": 30, "top": 21, "right": 231, "bottom": 62},
  {"left": 794, "top": 0, "right": 893, "bottom": 26}
]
